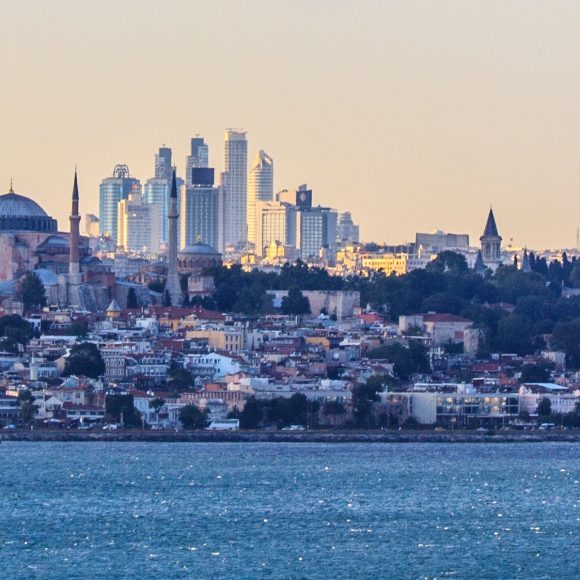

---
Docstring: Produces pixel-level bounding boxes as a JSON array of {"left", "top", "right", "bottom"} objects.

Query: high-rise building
[
  {"left": 223, "top": 129, "right": 248, "bottom": 247},
  {"left": 337, "top": 212, "right": 360, "bottom": 245},
  {"left": 164, "top": 169, "right": 182, "bottom": 306},
  {"left": 247, "top": 150, "right": 274, "bottom": 246},
  {"left": 296, "top": 206, "right": 338, "bottom": 262},
  {"left": 117, "top": 186, "right": 159, "bottom": 253},
  {"left": 181, "top": 167, "right": 223, "bottom": 252},
  {"left": 85, "top": 214, "right": 100, "bottom": 237},
  {"left": 185, "top": 136, "right": 209, "bottom": 187},
  {"left": 99, "top": 164, "right": 141, "bottom": 243},
  {"left": 155, "top": 147, "right": 173, "bottom": 179},
  {"left": 144, "top": 147, "right": 183, "bottom": 246},
  {"left": 255, "top": 200, "right": 296, "bottom": 257}
]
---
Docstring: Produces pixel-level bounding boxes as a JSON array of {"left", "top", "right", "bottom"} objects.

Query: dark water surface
[{"left": 0, "top": 442, "right": 578, "bottom": 579}]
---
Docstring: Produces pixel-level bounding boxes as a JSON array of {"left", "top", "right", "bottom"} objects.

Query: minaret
[
  {"left": 67, "top": 169, "right": 82, "bottom": 306},
  {"left": 480, "top": 207, "right": 502, "bottom": 270},
  {"left": 69, "top": 170, "right": 81, "bottom": 283},
  {"left": 164, "top": 168, "right": 182, "bottom": 306}
]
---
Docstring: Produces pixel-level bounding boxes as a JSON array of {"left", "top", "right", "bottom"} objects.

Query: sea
[{"left": 0, "top": 442, "right": 578, "bottom": 579}]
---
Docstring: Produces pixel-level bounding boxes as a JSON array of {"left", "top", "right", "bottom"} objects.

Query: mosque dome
[
  {"left": 179, "top": 241, "right": 221, "bottom": 256},
  {"left": 0, "top": 188, "right": 58, "bottom": 232},
  {"left": 178, "top": 241, "right": 222, "bottom": 272}
]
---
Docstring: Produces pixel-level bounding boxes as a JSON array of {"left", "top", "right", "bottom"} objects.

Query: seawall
[{"left": 1, "top": 429, "right": 579, "bottom": 443}]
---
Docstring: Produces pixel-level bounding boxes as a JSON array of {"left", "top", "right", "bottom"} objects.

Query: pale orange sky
[{"left": 1, "top": 0, "right": 579, "bottom": 248}]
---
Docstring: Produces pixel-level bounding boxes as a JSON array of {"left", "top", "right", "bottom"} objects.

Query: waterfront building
[
  {"left": 247, "top": 150, "right": 274, "bottom": 246},
  {"left": 117, "top": 187, "right": 159, "bottom": 253},
  {"left": 99, "top": 164, "right": 141, "bottom": 242},
  {"left": 223, "top": 129, "right": 248, "bottom": 248},
  {"left": 181, "top": 167, "right": 223, "bottom": 252}
]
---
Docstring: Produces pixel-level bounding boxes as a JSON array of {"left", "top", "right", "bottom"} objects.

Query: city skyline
[{"left": 1, "top": 1, "right": 579, "bottom": 248}]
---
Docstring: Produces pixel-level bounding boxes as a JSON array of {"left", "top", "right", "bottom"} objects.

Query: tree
[
  {"left": 322, "top": 401, "right": 346, "bottom": 416},
  {"left": 426, "top": 251, "right": 469, "bottom": 275},
  {"left": 105, "top": 394, "right": 141, "bottom": 426},
  {"left": 239, "top": 397, "right": 264, "bottom": 429},
  {"left": 0, "top": 315, "right": 33, "bottom": 352},
  {"left": 63, "top": 342, "right": 105, "bottom": 378},
  {"left": 126, "top": 287, "right": 138, "bottom": 309},
  {"left": 167, "top": 363, "right": 194, "bottom": 391},
  {"left": 352, "top": 376, "right": 386, "bottom": 427},
  {"left": 536, "top": 397, "right": 552, "bottom": 418},
  {"left": 552, "top": 319, "right": 580, "bottom": 369},
  {"left": 494, "top": 314, "right": 533, "bottom": 355},
  {"left": 19, "top": 390, "right": 37, "bottom": 423},
  {"left": 520, "top": 363, "right": 551, "bottom": 384},
  {"left": 149, "top": 398, "right": 165, "bottom": 424},
  {"left": 366, "top": 343, "right": 430, "bottom": 380},
  {"left": 19, "top": 272, "right": 47, "bottom": 311},
  {"left": 281, "top": 285, "right": 311, "bottom": 315},
  {"left": 179, "top": 404, "right": 208, "bottom": 429}
]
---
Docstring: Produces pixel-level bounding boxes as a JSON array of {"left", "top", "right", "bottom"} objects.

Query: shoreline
[{"left": 1, "top": 429, "right": 579, "bottom": 444}]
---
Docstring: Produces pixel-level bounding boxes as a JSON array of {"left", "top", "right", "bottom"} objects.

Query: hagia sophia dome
[{"left": 0, "top": 187, "right": 58, "bottom": 232}]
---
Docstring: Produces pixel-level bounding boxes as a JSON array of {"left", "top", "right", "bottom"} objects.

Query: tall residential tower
[
  {"left": 223, "top": 129, "right": 248, "bottom": 247},
  {"left": 247, "top": 150, "right": 274, "bottom": 247}
]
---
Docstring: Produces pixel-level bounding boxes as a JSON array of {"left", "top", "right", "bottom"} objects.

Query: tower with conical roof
[
  {"left": 480, "top": 208, "right": 502, "bottom": 270},
  {"left": 521, "top": 248, "right": 531, "bottom": 273},
  {"left": 164, "top": 168, "right": 182, "bottom": 306},
  {"left": 68, "top": 170, "right": 82, "bottom": 306}
]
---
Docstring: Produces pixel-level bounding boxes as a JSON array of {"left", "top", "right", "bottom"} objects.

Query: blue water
[{"left": 0, "top": 442, "right": 578, "bottom": 579}]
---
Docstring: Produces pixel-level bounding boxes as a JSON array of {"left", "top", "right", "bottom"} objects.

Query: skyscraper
[
  {"left": 117, "top": 187, "right": 159, "bottom": 253},
  {"left": 164, "top": 169, "right": 182, "bottom": 306},
  {"left": 255, "top": 200, "right": 296, "bottom": 256},
  {"left": 337, "top": 212, "right": 360, "bottom": 245},
  {"left": 144, "top": 146, "right": 183, "bottom": 246},
  {"left": 185, "top": 136, "right": 209, "bottom": 187},
  {"left": 247, "top": 150, "right": 274, "bottom": 247},
  {"left": 223, "top": 129, "right": 248, "bottom": 247},
  {"left": 181, "top": 167, "right": 223, "bottom": 252},
  {"left": 99, "top": 164, "right": 141, "bottom": 243}
]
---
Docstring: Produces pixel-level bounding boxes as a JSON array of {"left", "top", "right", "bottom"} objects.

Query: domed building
[
  {"left": 178, "top": 241, "right": 222, "bottom": 274},
  {"left": 0, "top": 184, "right": 88, "bottom": 281}
]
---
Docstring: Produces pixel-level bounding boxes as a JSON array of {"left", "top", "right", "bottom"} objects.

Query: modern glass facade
[
  {"left": 247, "top": 150, "right": 274, "bottom": 246},
  {"left": 223, "top": 129, "right": 247, "bottom": 247},
  {"left": 99, "top": 165, "right": 141, "bottom": 243}
]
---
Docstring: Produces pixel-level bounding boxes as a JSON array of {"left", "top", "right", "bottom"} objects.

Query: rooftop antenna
[{"left": 9, "top": 178, "right": 14, "bottom": 193}]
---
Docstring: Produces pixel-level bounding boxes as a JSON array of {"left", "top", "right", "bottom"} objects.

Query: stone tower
[
  {"left": 480, "top": 208, "right": 502, "bottom": 270},
  {"left": 164, "top": 168, "right": 182, "bottom": 306}
]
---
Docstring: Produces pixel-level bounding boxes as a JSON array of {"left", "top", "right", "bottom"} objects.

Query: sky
[{"left": 0, "top": 0, "right": 579, "bottom": 249}]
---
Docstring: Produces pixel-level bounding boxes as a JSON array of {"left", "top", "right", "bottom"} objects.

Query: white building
[
  {"left": 223, "top": 129, "right": 248, "bottom": 247},
  {"left": 183, "top": 352, "right": 241, "bottom": 378},
  {"left": 255, "top": 200, "right": 296, "bottom": 256},
  {"left": 247, "top": 150, "right": 274, "bottom": 247},
  {"left": 117, "top": 189, "right": 159, "bottom": 253}
]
